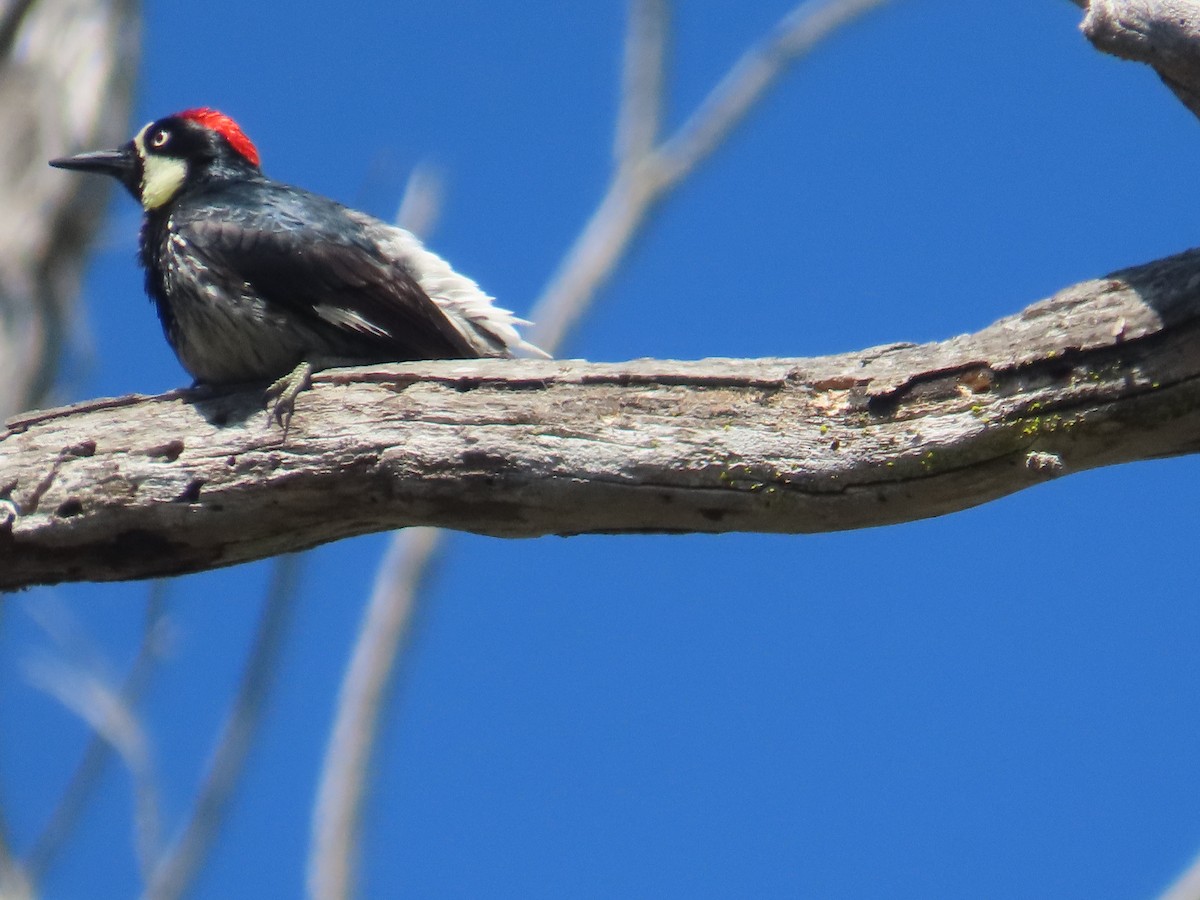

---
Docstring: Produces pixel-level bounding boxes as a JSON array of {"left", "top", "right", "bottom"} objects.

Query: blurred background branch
[
  {"left": 0, "top": 0, "right": 139, "bottom": 419},
  {"left": 22, "top": 604, "right": 164, "bottom": 884},
  {"left": 24, "top": 585, "right": 168, "bottom": 887},
  {"left": 145, "top": 555, "right": 301, "bottom": 900},
  {"left": 1159, "top": 849, "right": 1200, "bottom": 900}
]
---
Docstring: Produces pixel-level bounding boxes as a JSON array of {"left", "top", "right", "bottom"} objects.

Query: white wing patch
[{"left": 313, "top": 303, "right": 391, "bottom": 337}]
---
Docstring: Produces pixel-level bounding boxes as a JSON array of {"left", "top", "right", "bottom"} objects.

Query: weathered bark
[
  {"left": 3, "top": 247, "right": 1200, "bottom": 589},
  {"left": 1079, "top": 0, "right": 1200, "bottom": 119}
]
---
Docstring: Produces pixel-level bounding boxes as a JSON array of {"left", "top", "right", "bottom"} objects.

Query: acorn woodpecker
[{"left": 49, "top": 107, "right": 545, "bottom": 426}]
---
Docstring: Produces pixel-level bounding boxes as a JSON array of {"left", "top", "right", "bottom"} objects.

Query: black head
[{"left": 50, "top": 108, "right": 261, "bottom": 210}]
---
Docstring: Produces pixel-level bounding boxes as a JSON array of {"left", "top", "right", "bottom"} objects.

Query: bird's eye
[{"left": 150, "top": 129, "right": 170, "bottom": 149}]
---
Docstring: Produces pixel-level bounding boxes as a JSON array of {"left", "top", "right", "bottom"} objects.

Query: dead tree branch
[
  {"left": 1078, "top": 0, "right": 1200, "bottom": 119},
  {"left": 4, "top": 246, "right": 1200, "bottom": 590}
]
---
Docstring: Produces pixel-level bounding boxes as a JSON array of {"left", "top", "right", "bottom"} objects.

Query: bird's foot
[{"left": 264, "top": 361, "right": 314, "bottom": 434}]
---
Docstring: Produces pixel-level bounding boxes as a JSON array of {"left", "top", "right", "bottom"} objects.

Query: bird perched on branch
[{"left": 50, "top": 107, "right": 545, "bottom": 428}]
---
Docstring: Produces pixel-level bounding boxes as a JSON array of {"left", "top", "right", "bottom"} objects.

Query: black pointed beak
[
  {"left": 50, "top": 143, "right": 140, "bottom": 196},
  {"left": 50, "top": 146, "right": 133, "bottom": 176}
]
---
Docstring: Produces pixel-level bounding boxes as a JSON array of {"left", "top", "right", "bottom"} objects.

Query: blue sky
[{"left": 5, "top": 1, "right": 1200, "bottom": 897}]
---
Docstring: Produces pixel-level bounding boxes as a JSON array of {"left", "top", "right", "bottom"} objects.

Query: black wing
[{"left": 175, "top": 179, "right": 477, "bottom": 360}]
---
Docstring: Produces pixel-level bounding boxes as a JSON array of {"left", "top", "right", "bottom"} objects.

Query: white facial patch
[{"left": 134, "top": 123, "right": 187, "bottom": 210}]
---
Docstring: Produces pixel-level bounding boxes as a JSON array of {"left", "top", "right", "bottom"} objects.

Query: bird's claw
[{"left": 264, "top": 360, "right": 313, "bottom": 434}]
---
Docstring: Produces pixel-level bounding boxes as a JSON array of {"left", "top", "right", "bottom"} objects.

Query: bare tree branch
[
  {"left": 0, "top": 827, "right": 32, "bottom": 900},
  {"left": 654, "top": 0, "right": 890, "bottom": 188},
  {"left": 144, "top": 556, "right": 300, "bottom": 900},
  {"left": 1076, "top": 0, "right": 1200, "bottom": 119},
  {"left": 615, "top": 0, "right": 669, "bottom": 167},
  {"left": 24, "top": 633, "right": 162, "bottom": 881},
  {"left": 528, "top": 0, "right": 891, "bottom": 351},
  {"left": 307, "top": 528, "right": 438, "bottom": 900},
  {"left": 24, "top": 586, "right": 168, "bottom": 885},
  {"left": 391, "top": 163, "right": 444, "bottom": 243},
  {"left": 5, "top": 246, "right": 1200, "bottom": 590},
  {"left": 1159, "top": 847, "right": 1200, "bottom": 900}
]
